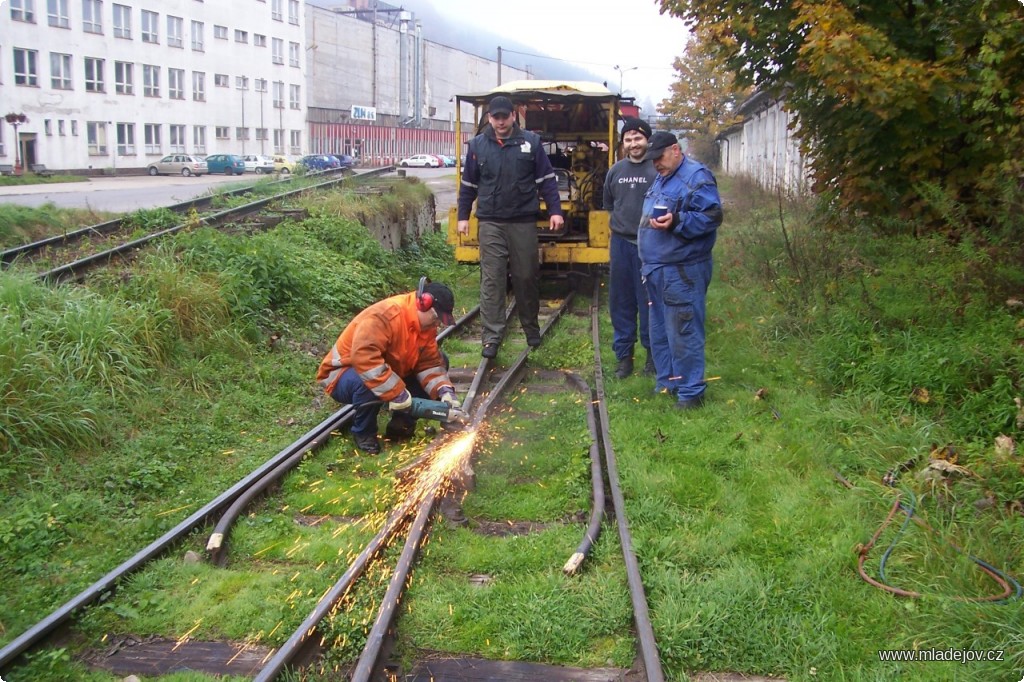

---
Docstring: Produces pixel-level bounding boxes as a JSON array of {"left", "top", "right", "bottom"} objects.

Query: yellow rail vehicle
[{"left": 447, "top": 81, "right": 624, "bottom": 268}]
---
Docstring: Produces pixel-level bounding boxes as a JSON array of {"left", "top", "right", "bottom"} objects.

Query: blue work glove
[
  {"left": 438, "top": 387, "right": 461, "bottom": 410},
  {"left": 388, "top": 389, "right": 413, "bottom": 411}
]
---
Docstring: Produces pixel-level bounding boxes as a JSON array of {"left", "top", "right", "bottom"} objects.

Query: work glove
[
  {"left": 438, "top": 387, "right": 461, "bottom": 410},
  {"left": 388, "top": 389, "right": 413, "bottom": 412}
]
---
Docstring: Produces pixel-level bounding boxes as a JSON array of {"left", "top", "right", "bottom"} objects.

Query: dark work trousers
[
  {"left": 478, "top": 219, "right": 540, "bottom": 345},
  {"left": 609, "top": 232, "right": 650, "bottom": 362},
  {"left": 329, "top": 355, "right": 448, "bottom": 436},
  {"left": 644, "top": 259, "right": 712, "bottom": 402}
]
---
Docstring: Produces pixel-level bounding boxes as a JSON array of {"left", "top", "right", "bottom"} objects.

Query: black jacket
[{"left": 457, "top": 124, "right": 562, "bottom": 222}]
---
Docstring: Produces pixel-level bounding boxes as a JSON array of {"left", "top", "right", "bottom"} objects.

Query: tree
[
  {"left": 659, "top": 0, "right": 1024, "bottom": 232},
  {"left": 658, "top": 25, "right": 751, "bottom": 166}
]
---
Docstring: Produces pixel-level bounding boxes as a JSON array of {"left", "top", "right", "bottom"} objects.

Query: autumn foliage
[{"left": 658, "top": 0, "right": 1024, "bottom": 232}]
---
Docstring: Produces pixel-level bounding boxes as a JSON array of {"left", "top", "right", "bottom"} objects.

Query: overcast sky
[{"left": 422, "top": 0, "right": 690, "bottom": 113}]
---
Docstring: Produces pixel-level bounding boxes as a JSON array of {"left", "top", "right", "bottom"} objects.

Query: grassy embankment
[{"left": 0, "top": 175, "right": 1021, "bottom": 681}]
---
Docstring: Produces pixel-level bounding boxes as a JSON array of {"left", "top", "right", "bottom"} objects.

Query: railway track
[
  {"left": 0, "top": 277, "right": 665, "bottom": 682},
  {"left": 0, "top": 168, "right": 391, "bottom": 283}
]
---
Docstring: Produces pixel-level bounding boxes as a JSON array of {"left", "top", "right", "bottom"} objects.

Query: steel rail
[
  {"left": 34, "top": 171, "right": 367, "bottom": 284},
  {"left": 0, "top": 404, "right": 354, "bottom": 672},
  {"left": 349, "top": 292, "right": 576, "bottom": 682},
  {"left": 589, "top": 278, "right": 665, "bottom": 682},
  {"left": 0, "top": 167, "right": 360, "bottom": 267}
]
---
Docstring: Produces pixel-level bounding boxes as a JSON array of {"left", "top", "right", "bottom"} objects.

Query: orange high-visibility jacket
[{"left": 316, "top": 292, "right": 453, "bottom": 402}]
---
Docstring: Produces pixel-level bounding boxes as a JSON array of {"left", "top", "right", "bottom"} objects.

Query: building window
[
  {"left": 214, "top": 73, "right": 228, "bottom": 87},
  {"left": 289, "top": 84, "right": 300, "bottom": 110},
  {"left": 50, "top": 52, "right": 72, "bottom": 90},
  {"left": 116, "top": 122, "right": 135, "bottom": 155},
  {"left": 113, "top": 4, "right": 131, "bottom": 38},
  {"left": 234, "top": 29, "right": 247, "bottom": 43},
  {"left": 84, "top": 57, "right": 104, "bottom": 92},
  {"left": 71, "top": 120, "right": 78, "bottom": 135},
  {"left": 11, "top": 0, "right": 36, "bottom": 23},
  {"left": 191, "top": 20, "right": 204, "bottom": 51},
  {"left": 192, "top": 71, "right": 205, "bottom": 101},
  {"left": 14, "top": 48, "right": 39, "bottom": 86},
  {"left": 193, "top": 126, "right": 206, "bottom": 154},
  {"left": 115, "top": 60, "right": 133, "bottom": 94},
  {"left": 44, "top": 119, "right": 53, "bottom": 135},
  {"left": 144, "top": 123, "right": 161, "bottom": 154},
  {"left": 58, "top": 119, "right": 66, "bottom": 135},
  {"left": 289, "top": 42, "right": 300, "bottom": 68},
  {"left": 271, "top": 0, "right": 282, "bottom": 21},
  {"left": 141, "top": 10, "right": 158, "bottom": 43},
  {"left": 254, "top": 78, "right": 267, "bottom": 93},
  {"left": 47, "top": 0, "right": 69, "bottom": 28},
  {"left": 143, "top": 64, "right": 159, "bottom": 97},
  {"left": 82, "top": 0, "right": 102, "bottom": 32},
  {"left": 273, "top": 128, "right": 284, "bottom": 154},
  {"left": 272, "top": 38, "right": 284, "bottom": 65},
  {"left": 256, "top": 128, "right": 268, "bottom": 141},
  {"left": 87, "top": 121, "right": 108, "bottom": 154},
  {"left": 254, "top": 34, "right": 267, "bottom": 47},
  {"left": 288, "top": 0, "right": 298, "bottom": 25},
  {"left": 168, "top": 68, "right": 184, "bottom": 99},
  {"left": 167, "top": 16, "right": 183, "bottom": 47},
  {"left": 169, "top": 124, "right": 186, "bottom": 153},
  {"left": 235, "top": 127, "right": 250, "bottom": 141},
  {"left": 272, "top": 80, "right": 284, "bottom": 109},
  {"left": 289, "top": 129, "right": 301, "bottom": 155},
  {"left": 236, "top": 76, "right": 248, "bottom": 90},
  {"left": 215, "top": 126, "right": 229, "bottom": 140},
  {"left": 213, "top": 24, "right": 227, "bottom": 39}
]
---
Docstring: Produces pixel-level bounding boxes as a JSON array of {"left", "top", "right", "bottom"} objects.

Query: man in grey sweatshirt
[{"left": 602, "top": 117, "right": 657, "bottom": 378}]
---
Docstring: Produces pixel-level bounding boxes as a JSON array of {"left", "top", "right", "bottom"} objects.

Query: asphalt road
[{"left": 0, "top": 167, "right": 459, "bottom": 215}]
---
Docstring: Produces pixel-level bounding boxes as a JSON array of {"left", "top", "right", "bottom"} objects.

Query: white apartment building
[{"left": 0, "top": 0, "right": 307, "bottom": 173}]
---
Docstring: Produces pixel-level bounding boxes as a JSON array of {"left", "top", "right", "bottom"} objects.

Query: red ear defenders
[{"left": 416, "top": 276, "right": 434, "bottom": 312}]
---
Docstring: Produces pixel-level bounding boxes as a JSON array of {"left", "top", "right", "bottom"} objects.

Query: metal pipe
[{"left": 562, "top": 372, "right": 604, "bottom": 575}]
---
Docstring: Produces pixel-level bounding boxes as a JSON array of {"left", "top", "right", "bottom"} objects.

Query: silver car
[
  {"left": 241, "top": 154, "right": 277, "bottom": 174},
  {"left": 147, "top": 154, "right": 208, "bottom": 177}
]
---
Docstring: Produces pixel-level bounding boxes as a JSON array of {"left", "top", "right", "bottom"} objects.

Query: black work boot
[
  {"left": 643, "top": 355, "right": 656, "bottom": 376},
  {"left": 614, "top": 357, "right": 634, "bottom": 379},
  {"left": 353, "top": 432, "right": 381, "bottom": 454},
  {"left": 385, "top": 415, "right": 417, "bottom": 441}
]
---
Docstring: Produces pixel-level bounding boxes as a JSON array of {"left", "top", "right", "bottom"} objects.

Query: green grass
[{"left": 2, "top": 174, "right": 1022, "bottom": 681}]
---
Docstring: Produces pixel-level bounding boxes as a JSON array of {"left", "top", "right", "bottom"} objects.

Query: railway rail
[
  {"left": 0, "top": 277, "right": 666, "bottom": 681},
  {"left": 0, "top": 167, "right": 391, "bottom": 283}
]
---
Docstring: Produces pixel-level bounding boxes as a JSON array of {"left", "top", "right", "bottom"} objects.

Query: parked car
[
  {"left": 296, "top": 154, "right": 337, "bottom": 172},
  {"left": 272, "top": 155, "right": 296, "bottom": 174},
  {"left": 146, "top": 154, "right": 207, "bottom": 177},
  {"left": 399, "top": 154, "right": 440, "bottom": 168},
  {"left": 241, "top": 154, "right": 277, "bottom": 174},
  {"left": 204, "top": 153, "right": 246, "bottom": 175},
  {"left": 438, "top": 155, "right": 456, "bottom": 167},
  {"left": 328, "top": 154, "right": 355, "bottom": 169}
]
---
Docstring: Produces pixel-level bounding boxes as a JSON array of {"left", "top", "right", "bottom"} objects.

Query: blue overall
[{"left": 638, "top": 156, "right": 723, "bottom": 403}]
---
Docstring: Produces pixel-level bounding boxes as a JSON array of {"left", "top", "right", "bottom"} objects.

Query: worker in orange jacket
[{"left": 317, "top": 280, "right": 459, "bottom": 453}]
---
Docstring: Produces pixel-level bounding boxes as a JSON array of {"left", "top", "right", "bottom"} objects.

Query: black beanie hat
[{"left": 620, "top": 117, "right": 652, "bottom": 141}]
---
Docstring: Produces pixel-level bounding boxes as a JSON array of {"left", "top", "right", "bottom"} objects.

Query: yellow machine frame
[{"left": 447, "top": 81, "right": 621, "bottom": 267}]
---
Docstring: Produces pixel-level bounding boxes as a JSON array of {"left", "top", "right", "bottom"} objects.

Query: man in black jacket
[{"left": 457, "top": 95, "right": 564, "bottom": 359}]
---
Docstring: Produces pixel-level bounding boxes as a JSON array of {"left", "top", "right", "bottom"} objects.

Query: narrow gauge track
[
  {"left": 0, "top": 167, "right": 391, "bottom": 283},
  {"left": 0, "top": 278, "right": 666, "bottom": 682}
]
